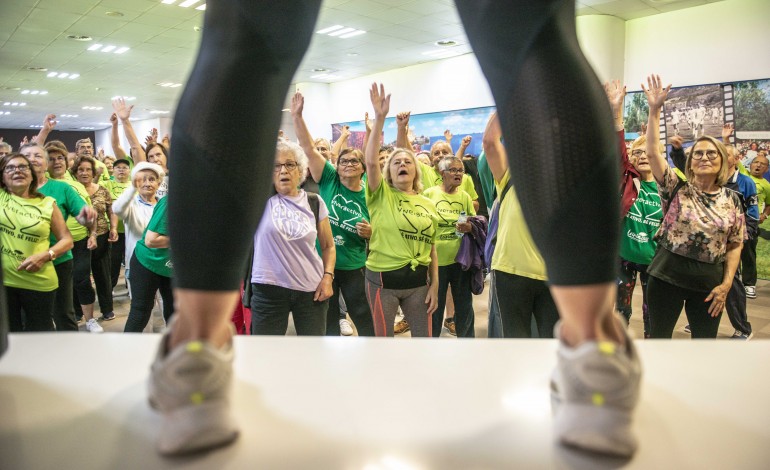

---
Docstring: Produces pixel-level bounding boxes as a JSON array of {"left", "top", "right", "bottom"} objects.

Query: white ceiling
[{"left": 0, "top": 0, "right": 724, "bottom": 131}]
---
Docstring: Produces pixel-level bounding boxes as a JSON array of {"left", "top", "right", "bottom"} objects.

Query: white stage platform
[{"left": 0, "top": 334, "right": 768, "bottom": 469}]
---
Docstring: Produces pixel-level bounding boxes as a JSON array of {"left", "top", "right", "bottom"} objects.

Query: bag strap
[{"left": 306, "top": 191, "right": 320, "bottom": 225}]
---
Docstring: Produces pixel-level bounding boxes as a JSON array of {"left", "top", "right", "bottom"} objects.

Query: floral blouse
[
  {"left": 90, "top": 185, "right": 112, "bottom": 236},
  {"left": 654, "top": 168, "right": 745, "bottom": 264}
]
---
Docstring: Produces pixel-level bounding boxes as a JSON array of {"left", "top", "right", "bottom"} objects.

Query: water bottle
[{"left": 456, "top": 211, "right": 467, "bottom": 237}]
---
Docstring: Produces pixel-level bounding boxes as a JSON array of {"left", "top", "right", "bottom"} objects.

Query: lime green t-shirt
[
  {"left": 749, "top": 174, "right": 770, "bottom": 213},
  {"left": 619, "top": 180, "right": 661, "bottom": 265},
  {"left": 55, "top": 178, "right": 90, "bottom": 242},
  {"left": 418, "top": 162, "right": 478, "bottom": 200},
  {"left": 365, "top": 180, "right": 438, "bottom": 272},
  {"left": 39, "top": 179, "right": 87, "bottom": 265},
  {"left": 318, "top": 161, "right": 369, "bottom": 270},
  {"left": 102, "top": 180, "right": 130, "bottom": 233},
  {"left": 0, "top": 191, "right": 59, "bottom": 291},
  {"left": 134, "top": 196, "right": 171, "bottom": 277},
  {"left": 423, "top": 186, "right": 476, "bottom": 266},
  {"left": 491, "top": 171, "right": 547, "bottom": 280}
]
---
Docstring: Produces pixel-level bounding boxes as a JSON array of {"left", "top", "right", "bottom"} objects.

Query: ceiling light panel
[
  {"left": 87, "top": 44, "right": 130, "bottom": 53},
  {"left": 316, "top": 24, "right": 366, "bottom": 39}
]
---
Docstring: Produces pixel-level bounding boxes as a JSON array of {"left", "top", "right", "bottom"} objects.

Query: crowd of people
[{"left": 0, "top": 78, "right": 763, "bottom": 342}]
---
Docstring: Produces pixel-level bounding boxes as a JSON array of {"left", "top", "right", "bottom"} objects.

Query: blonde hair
[
  {"left": 382, "top": 148, "right": 422, "bottom": 194},
  {"left": 685, "top": 136, "right": 730, "bottom": 186}
]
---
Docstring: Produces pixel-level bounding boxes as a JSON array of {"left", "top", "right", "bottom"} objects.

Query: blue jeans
[
  {"left": 250, "top": 283, "right": 328, "bottom": 336},
  {"left": 433, "top": 263, "right": 475, "bottom": 338}
]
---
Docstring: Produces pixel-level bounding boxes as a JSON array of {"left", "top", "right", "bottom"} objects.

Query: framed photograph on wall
[{"left": 662, "top": 84, "right": 723, "bottom": 143}]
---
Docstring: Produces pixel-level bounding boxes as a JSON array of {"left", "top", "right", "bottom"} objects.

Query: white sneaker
[
  {"left": 148, "top": 322, "right": 239, "bottom": 455},
  {"left": 85, "top": 318, "right": 103, "bottom": 333},
  {"left": 550, "top": 316, "right": 641, "bottom": 457},
  {"left": 745, "top": 285, "right": 757, "bottom": 299},
  {"left": 339, "top": 319, "right": 354, "bottom": 336}
]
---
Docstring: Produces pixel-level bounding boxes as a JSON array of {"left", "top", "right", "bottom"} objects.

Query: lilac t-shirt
[{"left": 251, "top": 190, "right": 329, "bottom": 292}]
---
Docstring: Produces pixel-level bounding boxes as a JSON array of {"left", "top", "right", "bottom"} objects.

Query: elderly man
[
  {"left": 75, "top": 138, "right": 110, "bottom": 183},
  {"left": 745, "top": 152, "right": 770, "bottom": 299},
  {"left": 0, "top": 140, "right": 11, "bottom": 157}
]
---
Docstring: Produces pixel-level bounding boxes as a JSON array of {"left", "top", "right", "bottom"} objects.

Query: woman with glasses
[
  {"left": 290, "top": 92, "right": 374, "bottom": 337},
  {"left": 71, "top": 155, "right": 118, "bottom": 331},
  {"left": 643, "top": 75, "right": 745, "bottom": 338},
  {"left": 607, "top": 81, "right": 661, "bottom": 338},
  {"left": 0, "top": 153, "right": 73, "bottom": 331},
  {"left": 423, "top": 156, "right": 476, "bottom": 337},
  {"left": 364, "top": 83, "right": 439, "bottom": 337},
  {"left": 248, "top": 139, "right": 335, "bottom": 335}
]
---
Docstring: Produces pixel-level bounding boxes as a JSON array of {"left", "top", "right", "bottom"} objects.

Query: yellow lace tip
[
  {"left": 598, "top": 341, "right": 616, "bottom": 355},
  {"left": 186, "top": 341, "right": 203, "bottom": 353},
  {"left": 190, "top": 392, "right": 204, "bottom": 405},
  {"left": 592, "top": 393, "right": 605, "bottom": 406}
]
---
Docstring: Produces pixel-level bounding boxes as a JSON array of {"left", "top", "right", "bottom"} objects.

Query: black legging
[{"left": 168, "top": 0, "right": 617, "bottom": 293}]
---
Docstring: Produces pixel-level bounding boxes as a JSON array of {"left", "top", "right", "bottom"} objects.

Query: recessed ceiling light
[
  {"left": 67, "top": 34, "right": 93, "bottom": 41},
  {"left": 193, "top": 26, "right": 202, "bottom": 32},
  {"left": 88, "top": 44, "right": 103, "bottom": 51},
  {"left": 311, "top": 68, "right": 328, "bottom": 72},
  {"left": 27, "top": 66, "right": 48, "bottom": 72},
  {"left": 317, "top": 25, "right": 344, "bottom": 35},
  {"left": 316, "top": 25, "right": 366, "bottom": 39},
  {"left": 105, "top": 11, "right": 124, "bottom": 17},
  {"left": 87, "top": 44, "right": 129, "bottom": 53},
  {"left": 161, "top": 0, "right": 176, "bottom": 4},
  {"left": 101, "top": 45, "right": 116, "bottom": 53},
  {"left": 82, "top": 106, "right": 104, "bottom": 110},
  {"left": 435, "top": 40, "right": 458, "bottom": 47},
  {"left": 179, "top": 0, "right": 200, "bottom": 7},
  {"left": 346, "top": 52, "right": 359, "bottom": 57},
  {"left": 196, "top": 4, "right": 206, "bottom": 10},
  {"left": 150, "top": 110, "right": 170, "bottom": 114}
]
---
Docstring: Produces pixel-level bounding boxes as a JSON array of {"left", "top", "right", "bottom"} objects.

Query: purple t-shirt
[{"left": 251, "top": 190, "right": 329, "bottom": 292}]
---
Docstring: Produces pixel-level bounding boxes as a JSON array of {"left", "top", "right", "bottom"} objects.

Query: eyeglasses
[
  {"left": 692, "top": 150, "right": 719, "bottom": 161},
  {"left": 337, "top": 158, "right": 361, "bottom": 167},
  {"left": 274, "top": 161, "right": 298, "bottom": 172},
  {"left": 444, "top": 168, "right": 465, "bottom": 175},
  {"left": 631, "top": 150, "right": 646, "bottom": 158},
  {"left": 4, "top": 164, "right": 31, "bottom": 174}
]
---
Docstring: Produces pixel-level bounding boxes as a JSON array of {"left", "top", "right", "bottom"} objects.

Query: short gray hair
[
  {"left": 275, "top": 139, "right": 309, "bottom": 185},
  {"left": 437, "top": 156, "right": 462, "bottom": 172},
  {"left": 0, "top": 142, "right": 12, "bottom": 152}
]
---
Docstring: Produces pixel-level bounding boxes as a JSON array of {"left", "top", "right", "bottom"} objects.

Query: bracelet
[
  {"left": 48, "top": 249, "right": 56, "bottom": 261},
  {"left": 323, "top": 271, "right": 334, "bottom": 281}
]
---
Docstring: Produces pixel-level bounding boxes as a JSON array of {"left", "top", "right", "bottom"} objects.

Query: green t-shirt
[
  {"left": 134, "top": 196, "right": 171, "bottom": 277},
  {"left": 749, "top": 174, "right": 770, "bottom": 213},
  {"left": 365, "top": 180, "right": 438, "bottom": 272},
  {"left": 477, "top": 151, "right": 496, "bottom": 211},
  {"left": 619, "top": 180, "right": 661, "bottom": 265},
  {"left": 0, "top": 191, "right": 58, "bottom": 291},
  {"left": 318, "top": 161, "right": 369, "bottom": 270},
  {"left": 102, "top": 180, "right": 130, "bottom": 233},
  {"left": 55, "top": 178, "right": 90, "bottom": 242},
  {"left": 423, "top": 186, "right": 476, "bottom": 266},
  {"left": 38, "top": 179, "right": 87, "bottom": 265},
  {"left": 418, "top": 162, "right": 478, "bottom": 200}
]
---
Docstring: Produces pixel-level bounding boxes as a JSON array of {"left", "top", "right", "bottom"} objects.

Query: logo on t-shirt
[
  {"left": 330, "top": 194, "right": 364, "bottom": 232},
  {"left": 627, "top": 229, "right": 649, "bottom": 243},
  {"left": 334, "top": 235, "right": 345, "bottom": 246},
  {"left": 272, "top": 201, "right": 313, "bottom": 241},
  {"left": 435, "top": 199, "right": 464, "bottom": 227}
]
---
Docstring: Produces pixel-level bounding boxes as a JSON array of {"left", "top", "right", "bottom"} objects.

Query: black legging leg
[
  {"left": 168, "top": 0, "right": 322, "bottom": 291},
  {"left": 456, "top": 0, "right": 619, "bottom": 285}
]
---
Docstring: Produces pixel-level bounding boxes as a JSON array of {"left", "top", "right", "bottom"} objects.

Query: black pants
[
  {"left": 250, "top": 283, "right": 327, "bottom": 336},
  {"left": 326, "top": 268, "right": 374, "bottom": 337},
  {"left": 616, "top": 259, "right": 650, "bottom": 336},
  {"left": 110, "top": 232, "right": 126, "bottom": 289},
  {"left": 71, "top": 238, "right": 94, "bottom": 313},
  {"left": 168, "top": 0, "right": 615, "bottom": 297},
  {"left": 493, "top": 270, "right": 559, "bottom": 338},
  {"left": 6, "top": 286, "right": 55, "bottom": 332},
  {"left": 52, "top": 259, "right": 77, "bottom": 331},
  {"left": 91, "top": 233, "right": 113, "bottom": 314},
  {"left": 433, "top": 263, "right": 475, "bottom": 338},
  {"left": 648, "top": 276, "right": 721, "bottom": 339},
  {"left": 725, "top": 268, "right": 752, "bottom": 335},
  {"left": 124, "top": 253, "right": 174, "bottom": 332},
  {"left": 740, "top": 236, "right": 757, "bottom": 287}
]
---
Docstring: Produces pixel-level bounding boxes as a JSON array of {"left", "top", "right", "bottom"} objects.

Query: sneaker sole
[
  {"left": 553, "top": 401, "right": 637, "bottom": 457},
  {"left": 157, "top": 401, "right": 239, "bottom": 456}
]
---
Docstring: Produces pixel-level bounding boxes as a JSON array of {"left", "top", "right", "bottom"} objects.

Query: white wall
[
  {"left": 576, "top": 15, "right": 626, "bottom": 84},
  {"left": 624, "top": 0, "right": 770, "bottom": 89}
]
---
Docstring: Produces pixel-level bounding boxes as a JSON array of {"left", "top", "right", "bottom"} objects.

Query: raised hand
[
  {"left": 42, "top": 113, "right": 57, "bottom": 132},
  {"left": 396, "top": 111, "right": 411, "bottom": 130},
  {"left": 20, "top": 135, "right": 28, "bottom": 148},
  {"left": 670, "top": 135, "right": 684, "bottom": 150},
  {"left": 110, "top": 113, "right": 118, "bottom": 126},
  {"left": 641, "top": 74, "right": 670, "bottom": 110},
  {"left": 144, "top": 128, "right": 158, "bottom": 146},
  {"left": 369, "top": 83, "right": 390, "bottom": 118},
  {"left": 604, "top": 80, "right": 627, "bottom": 114},
  {"left": 364, "top": 112, "right": 373, "bottom": 133},
  {"left": 444, "top": 129, "right": 453, "bottom": 143},
  {"left": 341, "top": 125, "right": 351, "bottom": 140},
  {"left": 112, "top": 97, "right": 134, "bottom": 121},
  {"left": 722, "top": 123, "right": 734, "bottom": 143},
  {"left": 290, "top": 91, "right": 304, "bottom": 117},
  {"left": 461, "top": 135, "right": 472, "bottom": 147},
  {"left": 161, "top": 133, "right": 170, "bottom": 149}
]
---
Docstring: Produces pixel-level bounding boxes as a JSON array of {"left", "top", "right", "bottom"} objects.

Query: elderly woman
[
  {"left": 0, "top": 153, "right": 73, "bottom": 331},
  {"left": 364, "top": 83, "right": 439, "bottom": 337},
  {"left": 291, "top": 91, "right": 374, "bottom": 337},
  {"left": 112, "top": 162, "right": 164, "bottom": 298},
  {"left": 606, "top": 81, "right": 661, "bottom": 338},
  {"left": 643, "top": 75, "right": 745, "bottom": 338},
  {"left": 423, "top": 156, "right": 476, "bottom": 337},
  {"left": 71, "top": 155, "right": 118, "bottom": 327},
  {"left": 248, "top": 139, "right": 335, "bottom": 335}
]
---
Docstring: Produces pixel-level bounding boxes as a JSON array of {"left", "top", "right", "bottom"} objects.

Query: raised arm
[
  {"left": 481, "top": 112, "right": 507, "bottom": 183},
  {"left": 363, "top": 112, "right": 373, "bottom": 150},
  {"left": 605, "top": 80, "right": 631, "bottom": 170},
  {"left": 34, "top": 114, "right": 57, "bottom": 145},
  {"left": 109, "top": 113, "right": 128, "bottom": 160},
  {"left": 112, "top": 98, "right": 147, "bottom": 163},
  {"left": 365, "top": 83, "right": 391, "bottom": 192},
  {"left": 330, "top": 125, "right": 350, "bottom": 163},
  {"left": 396, "top": 111, "right": 411, "bottom": 149},
  {"left": 290, "top": 91, "right": 326, "bottom": 182},
  {"left": 456, "top": 135, "right": 471, "bottom": 159},
  {"left": 112, "top": 184, "right": 136, "bottom": 218},
  {"left": 642, "top": 74, "right": 672, "bottom": 183}
]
